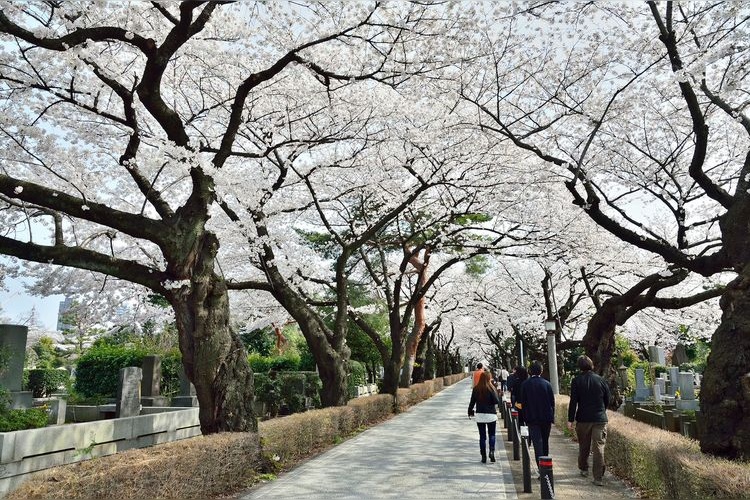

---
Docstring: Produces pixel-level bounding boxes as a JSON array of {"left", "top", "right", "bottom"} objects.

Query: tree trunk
[
  {"left": 171, "top": 274, "right": 256, "bottom": 434},
  {"left": 582, "top": 306, "right": 622, "bottom": 410},
  {"left": 424, "top": 332, "right": 436, "bottom": 380},
  {"left": 700, "top": 270, "right": 750, "bottom": 460},
  {"left": 273, "top": 288, "right": 350, "bottom": 407},
  {"left": 411, "top": 327, "right": 430, "bottom": 384},
  {"left": 382, "top": 351, "right": 403, "bottom": 397},
  {"left": 257, "top": 247, "right": 351, "bottom": 407},
  {"left": 398, "top": 253, "right": 428, "bottom": 387}
]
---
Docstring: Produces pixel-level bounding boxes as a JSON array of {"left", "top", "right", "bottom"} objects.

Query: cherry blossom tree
[
  {"left": 0, "top": 1, "right": 460, "bottom": 433},
  {"left": 460, "top": 2, "right": 750, "bottom": 458}
]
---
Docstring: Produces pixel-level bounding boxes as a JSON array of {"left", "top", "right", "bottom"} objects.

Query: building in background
[{"left": 56, "top": 297, "right": 74, "bottom": 332}]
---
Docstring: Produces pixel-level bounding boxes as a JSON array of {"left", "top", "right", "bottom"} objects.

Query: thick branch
[{"left": 0, "top": 236, "right": 167, "bottom": 293}]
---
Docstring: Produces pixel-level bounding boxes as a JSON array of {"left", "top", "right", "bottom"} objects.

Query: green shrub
[
  {"left": 74, "top": 344, "right": 148, "bottom": 397},
  {"left": 254, "top": 373, "right": 281, "bottom": 416},
  {"left": 269, "top": 351, "right": 300, "bottom": 372},
  {"left": 159, "top": 350, "right": 182, "bottom": 397},
  {"left": 679, "top": 362, "right": 705, "bottom": 374},
  {"left": 248, "top": 353, "right": 272, "bottom": 373},
  {"left": 280, "top": 378, "right": 306, "bottom": 414},
  {"left": 26, "top": 369, "right": 71, "bottom": 398},
  {"left": 74, "top": 345, "right": 180, "bottom": 398},
  {"left": 347, "top": 360, "right": 366, "bottom": 398},
  {"left": 255, "top": 372, "right": 321, "bottom": 416},
  {"left": 0, "top": 408, "right": 48, "bottom": 431},
  {"left": 295, "top": 338, "right": 316, "bottom": 371},
  {"left": 653, "top": 364, "right": 669, "bottom": 378}
]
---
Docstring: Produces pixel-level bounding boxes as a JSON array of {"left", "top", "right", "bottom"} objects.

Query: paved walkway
[
  {"left": 501, "top": 414, "right": 642, "bottom": 499},
  {"left": 241, "top": 377, "right": 516, "bottom": 499},
  {"left": 241, "top": 378, "right": 642, "bottom": 499}
]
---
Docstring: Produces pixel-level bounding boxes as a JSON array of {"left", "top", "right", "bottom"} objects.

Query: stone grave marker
[
  {"left": 668, "top": 366, "right": 680, "bottom": 395},
  {"left": 656, "top": 375, "right": 666, "bottom": 395},
  {"left": 671, "top": 343, "right": 689, "bottom": 366},
  {"left": 648, "top": 345, "right": 666, "bottom": 365},
  {"left": 141, "top": 355, "right": 169, "bottom": 406},
  {"left": 676, "top": 371, "right": 699, "bottom": 411},
  {"left": 172, "top": 367, "right": 198, "bottom": 407},
  {"left": 634, "top": 368, "right": 650, "bottom": 401},
  {"left": 0, "top": 324, "right": 33, "bottom": 408},
  {"left": 652, "top": 383, "right": 662, "bottom": 403},
  {"left": 116, "top": 366, "right": 142, "bottom": 418}
]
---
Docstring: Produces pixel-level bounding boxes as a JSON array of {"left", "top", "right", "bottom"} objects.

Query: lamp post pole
[{"left": 545, "top": 317, "right": 560, "bottom": 395}]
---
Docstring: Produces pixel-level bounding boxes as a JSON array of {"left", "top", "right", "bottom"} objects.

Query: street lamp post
[{"left": 545, "top": 317, "right": 560, "bottom": 395}]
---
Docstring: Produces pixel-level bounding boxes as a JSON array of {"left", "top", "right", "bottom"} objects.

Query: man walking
[
  {"left": 518, "top": 361, "right": 555, "bottom": 469},
  {"left": 567, "top": 355, "right": 611, "bottom": 486},
  {"left": 499, "top": 366, "right": 510, "bottom": 392}
]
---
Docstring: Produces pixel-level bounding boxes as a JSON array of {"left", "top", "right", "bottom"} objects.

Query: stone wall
[{"left": 0, "top": 408, "right": 200, "bottom": 496}]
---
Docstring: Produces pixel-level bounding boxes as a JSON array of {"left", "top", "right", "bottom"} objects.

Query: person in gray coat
[{"left": 567, "top": 355, "right": 611, "bottom": 486}]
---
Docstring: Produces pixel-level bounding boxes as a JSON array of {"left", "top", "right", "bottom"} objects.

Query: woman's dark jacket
[
  {"left": 468, "top": 387, "right": 500, "bottom": 415},
  {"left": 567, "top": 371, "right": 610, "bottom": 423}
]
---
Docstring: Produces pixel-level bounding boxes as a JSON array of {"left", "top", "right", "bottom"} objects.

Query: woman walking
[{"left": 468, "top": 370, "right": 501, "bottom": 463}]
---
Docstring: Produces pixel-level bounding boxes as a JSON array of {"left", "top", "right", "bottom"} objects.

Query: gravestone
[
  {"left": 668, "top": 367, "right": 680, "bottom": 395},
  {"left": 0, "top": 324, "right": 33, "bottom": 408},
  {"left": 652, "top": 383, "right": 662, "bottom": 403},
  {"left": 648, "top": 345, "right": 666, "bottom": 365},
  {"left": 172, "top": 367, "right": 198, "bottom": 407},
  {"left": 141, "top": 355, "right": 169, "bottom": 407},
  {"left": 656, "top": 375, "right": 666, "bottom": 395},
  {"left": 47, "top": 398, "right": 67, "bottom": 425},
  {"left": 116, "top": 366, "right": 142, "bottom": 418},
  {"left": 634, "top": 368, "right": 650, "bottom": 401},
  {"left": 676, "top": 371, "right": 699, "bottom": 411},
  {"left": 671, "top": 343, "right": 689, "bottom": 366}
]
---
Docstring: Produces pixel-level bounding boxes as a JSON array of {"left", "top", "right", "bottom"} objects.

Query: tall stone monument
[
  {"left": 171, "top": 367, "right": 198, "bottom": 407},
  {"left": 141, "top": 355, "right": 169, "bottom": 407},
  {"left": 647, "top": 345, "right": 666, "bottom": 365},
  {"left": 0, "top": 324, "right": 32, "bottom": 408},
  {"left": 634, "top": 368, "right": 650, "bottom": 402},
  {"left": 116, "top": 366, "right": 143, "bottom": 418},
  {"left": 675, "top": 371, "right": 699, "bottom": 411}
]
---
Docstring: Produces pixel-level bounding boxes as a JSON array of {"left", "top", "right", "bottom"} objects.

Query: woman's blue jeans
[{"left": 476, "top": 421, "right": 497, "bottom": 453}]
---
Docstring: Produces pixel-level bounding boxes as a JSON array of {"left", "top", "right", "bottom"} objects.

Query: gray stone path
[{"left": 241, "top": 377, "right": 517, "bottom": 499}]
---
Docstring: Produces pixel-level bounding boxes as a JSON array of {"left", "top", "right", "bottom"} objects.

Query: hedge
[
  {"left": 74, "top": 345, "right": 180, "bottom": 398},
  {"left": 554, "top": 394, "right": 750, "bottom": 498},
  {"left": 26, "top": 369, "right": 70, "bottom": 398},
  {"left": 0, "top": 408, "right": 48, "bottom": 432},
  {"left": 254, "top": 371, "right": 322, "bottom": 416},
  {"left": 8, "top": 371, "right": 468, "bottom": 499}
]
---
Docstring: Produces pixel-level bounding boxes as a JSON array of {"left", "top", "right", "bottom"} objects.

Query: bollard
[
  {"left": 521, "top": 434, "right": 532, "bottom": 493},
  {"left": 539, "top": 456, "right": 554, "bottom": 500},
  {"left": 503, "top": 401, "right": 511, "bottom": 428},
  {"left": 508, "top": 408, "right": 517, "bottom": 442},
  {"left": 511, "top": 411, "right": 520, "bottom": 460}
]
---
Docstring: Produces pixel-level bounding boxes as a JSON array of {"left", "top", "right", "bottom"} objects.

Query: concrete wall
[{"left": 0, "top": 408, "right": 200, "bottom": 496}]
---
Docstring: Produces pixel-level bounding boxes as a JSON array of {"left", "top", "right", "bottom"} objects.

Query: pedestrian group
[{"left": 468, "top": 355, "right": 611, "bottom": 487}]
